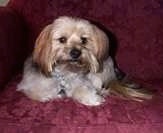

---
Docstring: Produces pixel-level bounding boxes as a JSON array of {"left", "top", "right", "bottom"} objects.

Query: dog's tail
[{"left": 108, "top": 79, "right": 153, "bottom": 102}]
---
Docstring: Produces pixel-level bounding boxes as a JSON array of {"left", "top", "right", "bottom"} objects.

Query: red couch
[{"left": 0, "top": 0, "right": 163, "bottom": 132}]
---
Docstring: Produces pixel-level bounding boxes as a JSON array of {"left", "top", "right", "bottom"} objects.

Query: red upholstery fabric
[
  {"left": 0, "top": 0, "right": 162, "bottom": 132},
  {"left": 0, "top": 7, "right": 28, "bottom": 88}
]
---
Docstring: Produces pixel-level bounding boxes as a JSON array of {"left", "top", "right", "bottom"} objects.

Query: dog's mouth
[
  {"left": 56, "top": 58, "right": 82, "bottom": 64},
  {"left": 68, "top": 58, "right": 81, "bottom": 63},
  {"left": 56, "top": 58, "right": 89, "bottom": 73}
]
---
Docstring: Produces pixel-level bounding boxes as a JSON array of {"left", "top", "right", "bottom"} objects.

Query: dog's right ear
[{"left": 33, "top": 24, "right": 56, "bottom": 76}]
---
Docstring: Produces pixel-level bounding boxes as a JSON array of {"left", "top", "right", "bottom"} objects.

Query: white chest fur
[{"left": 52, "top": 57, "right": 116, "bottom": 96}]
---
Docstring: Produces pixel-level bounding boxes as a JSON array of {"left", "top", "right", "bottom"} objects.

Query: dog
[{"left": 17, "top": 16, "right": 152, "bottom": 106}]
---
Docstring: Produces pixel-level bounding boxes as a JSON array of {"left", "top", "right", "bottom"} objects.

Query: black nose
[{"left": 70, "top": 48, "right": 81, "bottom": 59}]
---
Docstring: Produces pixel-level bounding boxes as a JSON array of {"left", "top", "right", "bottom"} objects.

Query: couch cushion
[
  {"left": 0, "top": 7, "right": 28, "bottom": 88},
  {"left": 0, "top": 75, "right": 162, "bottom": 133},
  {"left": 8, "top": 0, "right": 163, "bottom": 81}
]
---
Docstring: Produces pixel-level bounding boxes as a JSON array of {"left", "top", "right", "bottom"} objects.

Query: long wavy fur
[{"left": 108, "top": 79, "right": 153, "bottom": 102}]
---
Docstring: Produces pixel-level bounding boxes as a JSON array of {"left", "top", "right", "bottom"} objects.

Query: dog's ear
[
  {"left": 92, "top": 25, "right": 109, "bottom": 61},
  {"left": 33, "top": 24, "right": 55, "bottom": 76}
]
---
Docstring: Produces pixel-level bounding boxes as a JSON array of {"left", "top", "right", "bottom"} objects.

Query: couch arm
[{"left": 0, "top": 7, "right": 28, "bottom": 88}]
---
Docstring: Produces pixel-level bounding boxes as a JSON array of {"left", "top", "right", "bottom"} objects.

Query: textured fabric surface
[
  {"left": 0, "top": 7, "right": 28, "bottom": 88},
  {"left": 0, "top": 75, "right": 162, "bottom": 133},
  {"left": 0, "top": 0, "right": 162, "bottom": 132},
  {"left": 8, "top": 0, "right": 163, "bottom": 81}
]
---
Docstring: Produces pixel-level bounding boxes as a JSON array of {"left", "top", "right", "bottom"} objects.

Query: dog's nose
[{"left": 70, "top": 48, "right": 81, "bottom": 59}]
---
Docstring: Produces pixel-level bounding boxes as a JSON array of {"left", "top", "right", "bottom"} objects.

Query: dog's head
[{"left": 33, "top": 16, "right": 109, "bottom": 75}]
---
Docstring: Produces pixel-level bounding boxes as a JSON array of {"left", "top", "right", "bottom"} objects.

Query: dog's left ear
[
  {"left": 33, "top": 24, "right": 55, "bottom": 76},
  {"left": 92, "top": 25, "right": 109, "bottom": 61}
]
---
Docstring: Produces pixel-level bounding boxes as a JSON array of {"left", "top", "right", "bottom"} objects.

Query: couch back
[{"left": 8, "top": 0, "right": 163, "bottom": 81}]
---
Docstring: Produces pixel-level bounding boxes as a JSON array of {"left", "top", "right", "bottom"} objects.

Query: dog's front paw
[
  {"left": 81, "top": 94, "right": 105, "bottom": 106},
  {"left": 37, "top": 95, "right": 54, "bottom": 102},
  {"left": 21, "top": 90, "right": 55, "bottom": 102},
  {"left": 72, "top": 87, "right": 105, "bottom": 106}
]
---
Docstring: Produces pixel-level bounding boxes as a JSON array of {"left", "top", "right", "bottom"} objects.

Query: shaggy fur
[{"left": 17, "top": 16, "right": 152, "bottom": 106}]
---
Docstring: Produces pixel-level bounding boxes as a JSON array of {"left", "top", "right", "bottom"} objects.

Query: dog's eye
[
  {"left": 58, "top": 37, "right": 67, "bottom": 43},
  {"left": 81, "top": 37, "right": 87, "bottom": 44}
]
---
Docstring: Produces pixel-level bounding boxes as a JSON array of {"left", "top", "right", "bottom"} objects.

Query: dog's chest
[
  {"left": 52, "top": 67, "right": 94, "bottom": 92},
  {"left": 51, "top": 57, "right": 116, "bottom": 94}
]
